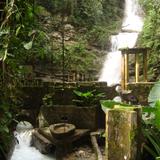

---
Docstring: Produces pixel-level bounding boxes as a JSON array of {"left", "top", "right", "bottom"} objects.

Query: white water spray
[
  {"left": 11, "top": 121, "right": 55, "bottom": 160},
  {"left": 99, "top": 0, "right": 144, "bottom": 86}
]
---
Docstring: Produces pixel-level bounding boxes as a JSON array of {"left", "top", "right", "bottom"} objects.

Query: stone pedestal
[
  {"left": 55, "top": 143, "right": 72, "bottom": 160},
  {"left": 38, "top": 105, "right": 98, "bottom": 130},
  {"left": 105, "top": 106, "right": 141, "bottom": 160}
]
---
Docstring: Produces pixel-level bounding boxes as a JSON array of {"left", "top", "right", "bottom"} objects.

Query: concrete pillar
[{"left": 105, "top": 107, "right": 141, "bottom": 160}]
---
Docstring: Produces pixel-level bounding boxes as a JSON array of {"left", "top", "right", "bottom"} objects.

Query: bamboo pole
[
  {"left": 135, "top": 53, "right": 139, "bottom": 83},
  {"left": 143, "top": 51, "right": 148, "bottom": 82},
  {"left": 121, "top": 53, "right": 125, "bottom": 90},
  {"left": 124, "top": 53, "right": 129, "bottom": 89}
]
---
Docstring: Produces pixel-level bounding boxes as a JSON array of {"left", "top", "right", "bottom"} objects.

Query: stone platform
[{"left": 32, "top": 127, "right": 90, "bottom": 159}]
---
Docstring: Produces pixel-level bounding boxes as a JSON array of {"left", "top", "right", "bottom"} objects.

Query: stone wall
[
  {"left": 17, "top": 81, "right": 154, "bottom": 128},
  {"left": 128, "top": 83, "right": 154, "bottom": 106},
  {"left": 17, "top": 81, "right": 118, "bottom": 127}
]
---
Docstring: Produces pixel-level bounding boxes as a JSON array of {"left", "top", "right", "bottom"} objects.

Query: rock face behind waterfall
[{"left": 20, "top": 0, "right": 125, "bottom": 81}]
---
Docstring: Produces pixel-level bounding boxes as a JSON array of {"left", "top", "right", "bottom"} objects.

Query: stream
[{"left": 10, "top": 121, "right": 55, "bottom": 160}]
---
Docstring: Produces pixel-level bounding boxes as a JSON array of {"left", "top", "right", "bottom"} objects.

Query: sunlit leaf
[
  {"left": 0, "top": 29, "right": 9, "bottom": 36},
  {"left": 3, "top": 126, "right": 9, "bottom": 133},
  {"left": 155, "top": 100, "right": 160, "bottom": 128},
  {"left": 23, "top": 41, "right": 33, "bottom": 50},
  {"left": 16, "top": 26, "right": 21, "bottom": 36}
]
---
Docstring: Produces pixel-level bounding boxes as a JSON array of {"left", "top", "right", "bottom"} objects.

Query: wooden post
[
  {"left": 73, "top": 72, "right": 76, "bottom": 81},
  {"left": 124, "top": 53, "right": 129, "bottom": 89},
  {"left": 90, "top": 132, "right": 103, "bottom": 160},
  {"left": 121, "top": 53, "right": 125, "bottom": 90},
  {"left": 83, "top": 74, "right": 85, "bottom": 81},
  {"left": 143, "top": 50, "right": 148, "bottom": 82},
  {"left": 135, "top": 53, "right": 139, "bottom": 83}
]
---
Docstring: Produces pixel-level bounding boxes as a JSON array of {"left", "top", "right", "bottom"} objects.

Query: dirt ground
[{"left": 63, "top": 145, "right": 105, "bottom": 160}]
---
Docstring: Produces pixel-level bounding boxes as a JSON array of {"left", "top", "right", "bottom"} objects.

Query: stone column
[{"left": 105, "top": 107, "right": 141, "bottom": 160}]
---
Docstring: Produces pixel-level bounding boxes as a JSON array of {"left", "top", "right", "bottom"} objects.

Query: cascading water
[
  {"left": 10, "top": 121, "right": 55, "bottom": 160},
  {"left": 99, "top": 0, "right": 144, "bottom": 86}
]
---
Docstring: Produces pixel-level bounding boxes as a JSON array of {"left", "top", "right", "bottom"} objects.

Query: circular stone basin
[{"left": 49, "top": 123, "right": 76, "bottom": 139}]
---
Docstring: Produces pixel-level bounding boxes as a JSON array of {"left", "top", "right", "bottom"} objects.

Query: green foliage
[
  {"left": 71, "top": 0, "right": 123, "bottom": 49},
  {"left": 38, "top": 0, "right": 76, "bottom": 15},
  {"left": 143, "top": 104, "right": 160, "bottom": 158},
  {"left": 100, "top": 100, "right": 120, "bottom": 109},
  {"left": 0, "top": 0, "right": 38, "bottom": 155},
  {"left": 86, "top": 24, "right": 121, "bottom": 49},
  {"left": 0, "top": 0, "right": 52, "bottom": 70},
  {"left": 143, "top": 100, "right": 160, "bottom": 128},
  {"left": 142, "top": 82, "right": 160, "bottom": 158},
  {"left": 73, "top": 90, "right": 105, "bottom": 106},
  {"left": 0, "top": 0, "right": 124, "bottom": 157},
  {"left": 155, "top": 100, "right": 160, "bottom": 129},
  {"left": 72, "top": 0, "right": 103, "bottom": 27},
  {"left": 139, "top": 0, "right": 160, "bottom": 69},
  {"left": 143, "top": 81, "right": 160, "bottom": 128},
  {"left": 0, "top": 0, "right": 124, "bottom": 74},
  {"left": 23, "top": 41, "right": 33, "bottom": 50},
  {"left": 64, "top": 41, "right": 97, "bottom": 72},
  {"left": 142, "top": 127, "right": 160, "bottom": 158},
  {"left": 72, "top": 0, "right": 123, "bottom": 28},
  {"left": 100, "top": 100, "right": 133, "bottom": 109},
  {"left": 42, "top": 94, "right": 54, "bottom": 107},
  {"left": 0, "top": 85, "right": 19, "bottom": 156},
  {"left": 40, "top": 0, "right": 123, "bottom": 50},
  {"left": 148, "top": 81, "right": 160, "bottom": 107}
]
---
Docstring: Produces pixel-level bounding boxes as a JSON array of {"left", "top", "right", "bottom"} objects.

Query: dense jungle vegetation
[
  {"left": 0, "top": 0, "right": 160, "bottom": 159},
  {"left": 139, "top": 0, "right": 160, "bottom": 80},
  {"left": 0, "top": 0, "right": 124, "bottom": 158}
]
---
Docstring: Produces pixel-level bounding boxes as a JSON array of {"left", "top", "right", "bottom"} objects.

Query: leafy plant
[
  {"left": 148, "top": 81, "right": 160, "bottom": 107},
  {"left": 64, "top": 41, "right": 97, "bottom": 72},
  {"left": 142, "top": 127, "right": 160, "bottom": 159},
  {"left": 142, "top": 81, "right": 160, "bottom": 159},
  {"left": 0, "top": 97, "right": 17, "bottom": 159},
  {"left": 73, "top": 90, "right": 105, "bottom": 106},
  {"left": 143, "top": 100, "right": 160, "bottom": 129},
  {"left": 42, "top": 94, "right": 54, "bottom": 107},
  {"left": 100, "top": 100, "right": 134, "bottom": 109},
  {"left": 0, "top": 0, "right": 37, "bottom": 156},
  {"left": 139, "top": 0, "right": 160, "bottom": 77}
]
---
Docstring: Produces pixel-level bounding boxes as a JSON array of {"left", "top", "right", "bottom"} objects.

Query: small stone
[
  {"left": 64, "top": 24, "right": 74, "bottom": 31},
  {"left": 78, "top": 150, "right": 86, "bottom": 157}
]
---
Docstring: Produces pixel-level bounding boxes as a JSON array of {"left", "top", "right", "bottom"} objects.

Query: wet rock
[{"left": 32, "top": 130, "right": 54, "bottom": 154}]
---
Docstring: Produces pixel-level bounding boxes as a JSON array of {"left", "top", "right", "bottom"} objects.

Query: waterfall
[
  {"left": 10, "top": 121, "right": 55, "bottom": 160},
  {"left": 99, "top": 0, "right": 144, "bottom": 86}
]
